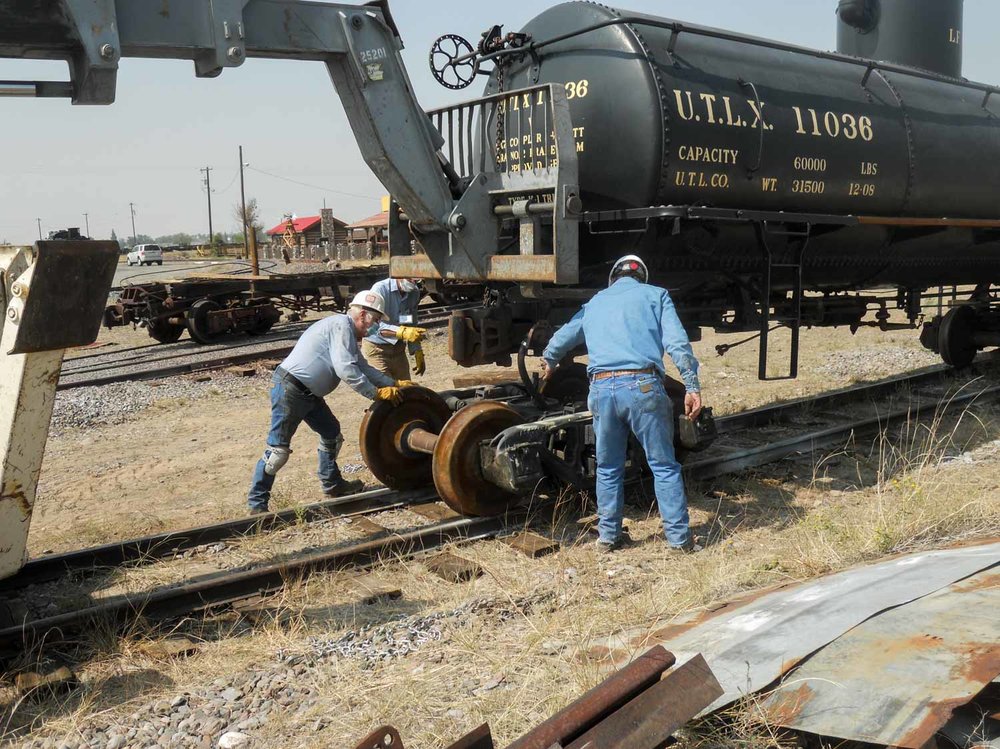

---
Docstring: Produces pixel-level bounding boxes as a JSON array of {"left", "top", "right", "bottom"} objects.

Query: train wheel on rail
[
  {"left": 938, "top": 305, "right": 977, "bottom": 368},
  {"left": 359, "top": 386, "right": 452, "bottom": 490},
  {"left": 432, "top": 401, "right": 524, "bottom": 517},
  {"left": 185, "top": 299, "right": 222, "bottom": 344},
  {"left": 147, "top": 318, "right": 185, "bottom": 343}
]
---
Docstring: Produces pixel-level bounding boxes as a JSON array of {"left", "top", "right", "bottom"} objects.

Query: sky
[{"left": 1, "top": 0, "right": 996, "bottom": 244}]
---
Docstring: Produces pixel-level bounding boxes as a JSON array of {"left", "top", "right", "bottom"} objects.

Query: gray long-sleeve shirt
[{"left": 281, "top": 314, "right": 395, "bottom": 399}]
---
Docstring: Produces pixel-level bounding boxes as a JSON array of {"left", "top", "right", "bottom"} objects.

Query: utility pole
[
  {"left": 200, "top": 166, "right": 214, "bottom": 246},
  {"left": 129, "top": 202, "right": 137, "bottom": 247},
  {"left": 35, "top": 218, "right": 41, "bottom": 240},
  {"left": 83, "top": 212, "right": 90, "bottom": 237},
  {"left": 239, "top": 145, "right": 258, "bottom": 274}
]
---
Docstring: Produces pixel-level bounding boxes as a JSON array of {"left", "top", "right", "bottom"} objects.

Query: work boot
[
  {"left": 667, "top": 537, "right": 703, "bottom": 555},
  {"left": 595, "top": 528, "right": 634, "bottom": 554},
  {"left": 324, "top": 477, "right": 365, "bottom": 498},
  {"left": 248, "top": 506, "right": 269, "bottom": 516}
]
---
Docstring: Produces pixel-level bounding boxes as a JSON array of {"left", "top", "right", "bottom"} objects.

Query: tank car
[{"left": 423, "top": 0, "right": 1000, "bottom": 377}]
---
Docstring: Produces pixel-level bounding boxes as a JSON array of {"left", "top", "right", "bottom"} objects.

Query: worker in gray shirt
[
  {"left": 363, "top": 277, "right": 426, "bottom": 379},
  {"left": 246, "top": 290, "right": 424, "bottom": 514}
]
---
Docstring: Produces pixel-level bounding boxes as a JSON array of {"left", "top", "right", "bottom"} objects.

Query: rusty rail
[{"left": 351, "top": 647, "right": 723, "bottom": 749}]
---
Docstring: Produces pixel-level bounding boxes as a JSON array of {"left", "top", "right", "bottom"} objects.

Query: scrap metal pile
[{"left": 353, "top": 542, "right": 998, "bottom": 749}]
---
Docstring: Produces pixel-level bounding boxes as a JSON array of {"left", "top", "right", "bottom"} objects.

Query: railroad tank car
[
  {"left": 436, "top": 0, "right": 1000, "bottom": 373},
  {"left": 478, "top": 0, "right": 1000, "bottom": 291}
]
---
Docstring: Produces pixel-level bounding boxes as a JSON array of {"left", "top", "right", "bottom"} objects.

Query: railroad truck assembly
[{"left": 1, "top": 0, "right": 999, "bottom": 582}]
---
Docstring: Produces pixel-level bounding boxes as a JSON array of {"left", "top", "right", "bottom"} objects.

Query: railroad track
[
  {"left": 58, "top": 301, "right": 477, "bottom": 390},
  {"left": 2, "top": 361, "right": 997, "bottom": 653}
]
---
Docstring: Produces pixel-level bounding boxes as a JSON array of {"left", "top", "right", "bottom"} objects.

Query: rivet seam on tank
[
  {"left": 875, "top": 69, "right": 915, "bottom": 215},
  {"left": 583, "top": 2, "right": 672, "bottom": 201}
]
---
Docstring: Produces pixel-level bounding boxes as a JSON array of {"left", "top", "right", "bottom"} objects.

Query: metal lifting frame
[
  {"left": 0, "top": 242, "right": 119, "bottom": 579},
  {"left": 0, "top": 0, "right": 581, "bottom": 285}
]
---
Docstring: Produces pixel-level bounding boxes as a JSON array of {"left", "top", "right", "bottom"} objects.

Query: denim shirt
[
  {"left": 281, "top": 314, "right": 395, "bottom": 399},
  {"left": 364, "top": 277, "right": 422, "bottom": 353},
  {"left": 542, "top": 277, "right": 701, "bottom": 392}
]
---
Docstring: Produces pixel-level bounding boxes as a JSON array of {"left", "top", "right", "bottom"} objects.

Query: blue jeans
[
  {"left": 247, "top": 371, "right": 344, "bottom": 512},
  {"left": 588, "top": 373, "right": 690, "bottom": 547}
]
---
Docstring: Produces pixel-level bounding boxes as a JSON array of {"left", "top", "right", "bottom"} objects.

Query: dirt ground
[
  {"left": 35, "top": 319, "right": 939, "bottom": 554},
  {"left": 7, "top": 313, "right": 999, "bottom": 748}
]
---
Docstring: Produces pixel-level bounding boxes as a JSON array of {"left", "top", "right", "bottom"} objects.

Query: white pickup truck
[{"left": 126, "top": 243, "right": 164, "bottom": 266}]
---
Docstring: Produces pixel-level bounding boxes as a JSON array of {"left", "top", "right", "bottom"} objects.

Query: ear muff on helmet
[{"left": 609, "top": 254, "right": 649, "bottom": 285}]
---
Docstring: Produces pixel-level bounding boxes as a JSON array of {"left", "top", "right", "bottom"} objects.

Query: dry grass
[{"left": 8, "top": 348, "right": 1000, "bottom": 746}]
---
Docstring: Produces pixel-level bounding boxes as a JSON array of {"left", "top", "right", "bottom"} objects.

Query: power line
[{"left": 245, "top": 166, "right": 379, "bottom": 201}]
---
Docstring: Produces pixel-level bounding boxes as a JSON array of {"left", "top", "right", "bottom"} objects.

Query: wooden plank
[
  {"left": 15, "top": 665, "right": 78, "bottom": 697},
  {"left": 346, "top": 575, "right": 402, "bottom": 605},
  {"left": 452, "top": 371, "right": 519, "bottom": 388},
  {"left": 410, "top": 502, "right": 460, "bottom": 521},
  {"left": 225, "top": 366, "right": 256, "bottom": 377},
  {"left": 350, "top": 516, "right": 389, "bottom": 536},
  {"left": 426, "top": 552, "right": 483, "bottom": 583},
  {"left": 505, "top": 531, "right": 560, "bottom": 559},
  {"left": 140, "top": 636, "right": 201, "bottom": 660}
]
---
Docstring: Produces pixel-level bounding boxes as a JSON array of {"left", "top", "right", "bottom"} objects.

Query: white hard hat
[
  {"left": 609, "top": 254, "right": 649, "bottom": 285},
  {"left": 350, "top": 289, "right": 386, "bottom": 317}
]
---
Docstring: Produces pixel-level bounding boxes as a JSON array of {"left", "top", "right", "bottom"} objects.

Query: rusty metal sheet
[
  {"left": 583, "top": 542, "right": 1000, "bottom": 716},
  {"left": 940, "top": 696, "right": 1000, "bottom": 749},
  {"left": 564, "top": 654, "right": 722, "bottom": 749},
  {"left": 763, "top": 569, "right": 1000, "bottom": 748}
]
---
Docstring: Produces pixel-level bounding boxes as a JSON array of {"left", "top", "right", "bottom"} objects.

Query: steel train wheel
[
  {"left": 939, "top": 305, "right": 977, "bottom": 368},
  {"left": 359, "top": 386, "right": 451, "bottom": 489},
  {"left": 147, "top": 318, "right": 185, "bottom": 343},
  {"left": 432, "top": 401, "right": 523, "bottom": 517},
  {"left": 185, "top": 298, "right": 221, "bottom": 344}
]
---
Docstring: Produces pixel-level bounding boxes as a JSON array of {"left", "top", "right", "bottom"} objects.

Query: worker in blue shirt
[
  {"left": 246, "top": 290, "right": 424, "bottom": 515},
  {"left": 542, "top": 255, "right": 703, "bottom": 553},
  {"left": 363, "top": 277, "right": 426, "bottom": 380}
]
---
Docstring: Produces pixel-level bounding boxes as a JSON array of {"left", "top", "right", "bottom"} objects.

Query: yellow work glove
[
  {"left": 413, "top": 349, "right": 426, "bottom": 376},
  {"left": 375, "top": 386, "right": 403, "bottom": 406},
  {"left": 396, "top": 380, "right": 416, "bottom": 388},
  {"left": 396, "top": 325, "right": 427, "bottom": 344}
]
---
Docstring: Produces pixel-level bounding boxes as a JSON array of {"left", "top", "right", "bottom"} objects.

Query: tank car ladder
[{"left": 755, "top": 221, "right": 810, "bottom": 381}]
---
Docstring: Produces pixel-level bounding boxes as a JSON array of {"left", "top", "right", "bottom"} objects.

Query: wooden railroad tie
[
  {"left": 426, "top": 552, "right": 483, "bottom": 583},
  {"left": 504, "top": 531, "right": 560, "bottom": 558}
]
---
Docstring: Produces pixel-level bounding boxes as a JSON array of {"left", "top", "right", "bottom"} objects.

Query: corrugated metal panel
[
  {"left": 763, "top": 568, "right": 999, "bottom": 747},
  {"left": 584, "top": 542, "right": 1000, "bottom": 717}
]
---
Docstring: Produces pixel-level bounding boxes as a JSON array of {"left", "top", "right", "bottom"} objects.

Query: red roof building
[
  {"left": 266, "top": 215, "right": 321, "bottom": 237},
  {"left": 266, "top": 211, "right": 349, "bottom": 248}
]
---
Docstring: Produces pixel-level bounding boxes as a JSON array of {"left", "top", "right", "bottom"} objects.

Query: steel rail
[
  {"left": 57, "top": 305, "right": 475, "bottom": 390},
  {"left": 713, "top": 356, "right": 997, "bottom": 435},
  {"left": 0, "top": 507, "right": 537, "bottom": 652},
  {"left": 688, "top": 384, "right": 1000, "bottom": 480},
  {"left": 0, "top": 487, "right": 438, "bottom": 593}
]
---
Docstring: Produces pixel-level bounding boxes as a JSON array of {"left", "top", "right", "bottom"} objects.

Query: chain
[{"left": 495, "top": 62, "right": 506, "bottom": 171}]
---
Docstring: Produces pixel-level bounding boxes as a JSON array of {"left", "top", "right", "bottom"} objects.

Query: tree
[
  {"left": 110, "top": 229, "right": 121, "bottom": 249},
  {"left": 233, "top": 197, "right": 262, "bottom": 236}
]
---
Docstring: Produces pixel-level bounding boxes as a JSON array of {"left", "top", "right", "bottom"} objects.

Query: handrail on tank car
[{"left": 482, "top": 16, "right": 1000, "bottom": 107}]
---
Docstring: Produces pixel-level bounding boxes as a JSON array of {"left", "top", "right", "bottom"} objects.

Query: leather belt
[
  {"left": 591, "top": 367, "right": 656, "bottom": 381},
  {"left": 276, "top": 366, "right": 314, "bottom": 397}
]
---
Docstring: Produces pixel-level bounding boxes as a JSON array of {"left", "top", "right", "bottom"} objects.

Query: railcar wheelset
[{"left": 360, "top": 387, "right": 524, "bottom": 516}]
